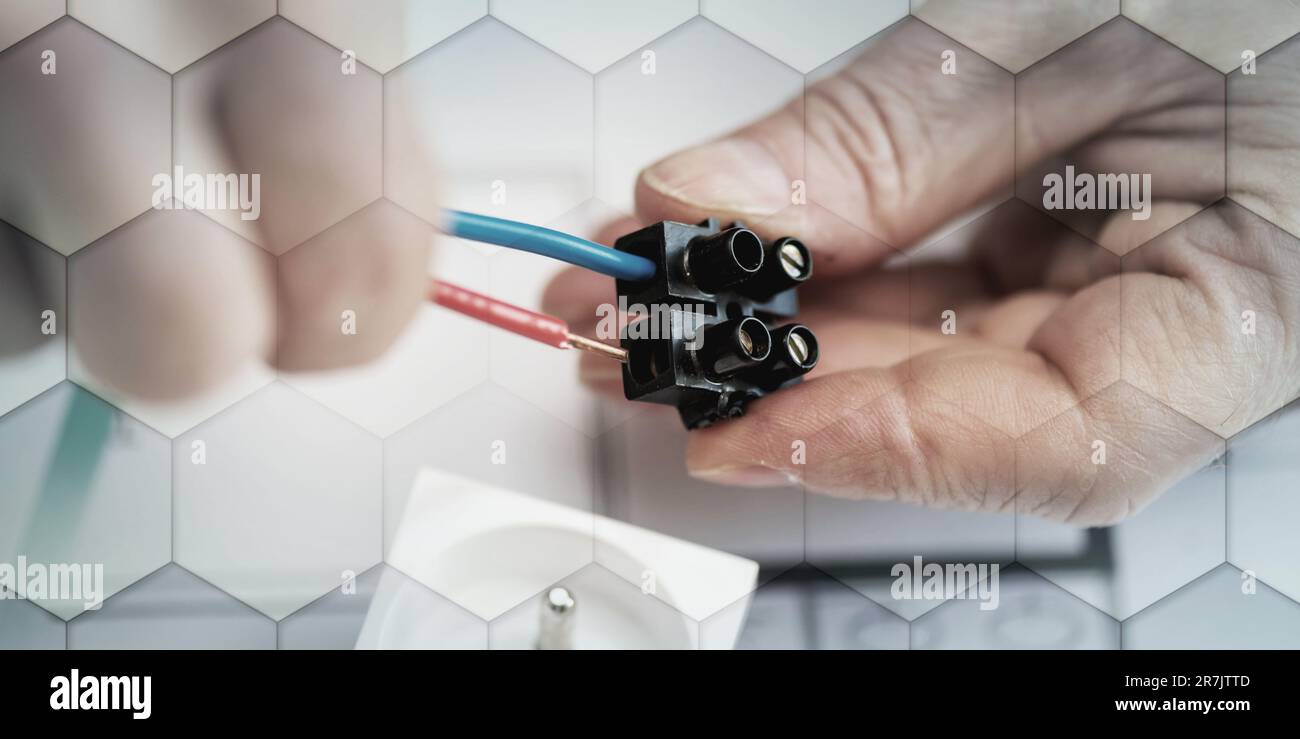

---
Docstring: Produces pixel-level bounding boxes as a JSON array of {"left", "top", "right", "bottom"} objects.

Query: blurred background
[{"left": 1, "top": 0, "right": 1299, "bottom": 649}]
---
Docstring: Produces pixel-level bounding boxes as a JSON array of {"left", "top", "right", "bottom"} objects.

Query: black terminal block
[{"left": 614, "top": 218, "right": 819, "bottom": 429}]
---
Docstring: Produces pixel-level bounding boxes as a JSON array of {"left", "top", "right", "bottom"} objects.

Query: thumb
[
  {"left": 637, "top": 16, "right": 1200, "bottom": 275},
  {"left": 635, "top": 18, "right": 1015, "bottom": 276}
]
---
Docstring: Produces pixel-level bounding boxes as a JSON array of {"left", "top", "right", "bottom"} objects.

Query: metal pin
[
  {"left": 779, "top": 241, "right": 807, "bottom": 278},
  {"left": 537, "top": 586, "right": 576, "bottom": 650},
  {"left": 565, "top": 332, "right": 628, "bottom": 362},
  {"left": 787, "top": 330, "right": 810, "bottom": 365},
  {"left": 547, "top": 586, "right": 575, "bottom": 613},
  {"left": 738, "top": 327, "right": 754, "bottom": 356}
]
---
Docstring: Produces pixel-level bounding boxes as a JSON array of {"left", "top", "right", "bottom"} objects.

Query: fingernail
[
  {"left": 690, "top": 464, "right": 793, "bottom": 488},
  {"left": 642, "top": 138, "right": 791, "bottom": 214}
]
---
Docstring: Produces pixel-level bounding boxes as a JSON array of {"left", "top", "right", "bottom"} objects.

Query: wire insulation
[
  {"left": 441, "top": 209, "right": 655, "bottom": 281},
  {"left": 429, "top": 279, "right": 629, "bottom": 361},
  {"left": 429, "top": 279, "right": 569, "bottom": 348}
]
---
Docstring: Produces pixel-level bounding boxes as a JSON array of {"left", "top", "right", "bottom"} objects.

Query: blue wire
[{"left": 441, "top": 209, "right": 655, "bottom": 282}]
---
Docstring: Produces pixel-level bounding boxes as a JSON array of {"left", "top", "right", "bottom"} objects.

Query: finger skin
[
  {"left": 685, "top": 203, "right": 1300, "bottom": 526},
  {"left": 544, "top": 7, "right": 1300, "bottom": 530},
  {"left": 683, "top": 355, "right": 1221, "bottom": 527},
  {"left": 204, "top": 40, "right": 428, "bottom": 376},
  {"left": 1118, "top": 203, "right": 1300, "bottom": 436},
  {"left": 634, "top": 18, "right": 1015, "bottom": 274}
]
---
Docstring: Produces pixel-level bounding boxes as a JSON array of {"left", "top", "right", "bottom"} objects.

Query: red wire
[{"left": 428, "top": 279, "right": 570, "bottom": 349}]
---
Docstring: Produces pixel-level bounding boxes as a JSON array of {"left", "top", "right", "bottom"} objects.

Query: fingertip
[
  {"left": 685, "top": 411, "right": 805, "bottom": 488},
  {"left": 69, "top": 209, "right": 275, "bottom": 401},
  {"left": 683, "top": 392, "right": 805, "bottom": 484},
  {"left": 684, "top": 368, "right": 905, "bottom": 492},
  {"left": 635, "top": 141, "right": 894, "bottom": 275},
  {"left": 637, "top": 136, "right": 794, "bottom": 223}
]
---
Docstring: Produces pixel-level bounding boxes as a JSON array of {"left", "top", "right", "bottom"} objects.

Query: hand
[
  {"left": 51, "top": 21, "right": 433, "bottom": 401},
  {"left": 544, "top": 6, "right": 1300, "bottom": 525}
]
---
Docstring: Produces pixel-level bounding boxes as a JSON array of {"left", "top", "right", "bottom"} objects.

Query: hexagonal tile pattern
[
  {"left": 912, "top": 565, "right": 1119, "bottom": 649},
  {"left": 0, "top": 223, "right": 65, "bottom": 418},
  {"left": 1120, "top": 202, "right": 1300, "bottom": 437},
  {"left": 1124, "top": 564, "right": 1300, "bottom": 649},
  {"left": 1123, "top": 0, "right": 1300, "bottom": 73},
  {"left": 703, "top": 564, "right": 909, "bottom": 650},
  {"left": 489, "top": 564, "right": 696, "bottom": 649},
  {"left": 599, "top": 409, "right": 804, "bottom": 577},
  {"left": 0, "top": 17, "right": 170, "bottom": 255},
  {"left": 492, "top": 0, "right": 696, "bottom": 73},
  {"left": 386, "top": 18, "right": 592, "bottom": 228},
  {"left": 594, "top": 17, "right": 804, "bottom": 214},
  {"left": 279, "top": 564, "right": 486, "bottom": 649},
  {"left": 69, "top": 208, "right": 275, "bottom": 437},
  {"left": 906, "top": 200, "right": 1121, "bottom": 439},
  {"left": 0, "top": 0, "right": 62, "bottom": 53},
  {"left": 68, "top": 0, "right": 274, "bottom": 73},
  {"left": 283, "top": 236, "right": 489, "bottom": 438},
  {"left": 67, "top": 564, "right": 276, "bottom": 649},
  {"left": 1018, "top": 390, "right": 1225, "bottom": 619},
  {"left": 174, "top": 382, "right": 382, "bottom": 620},
  {"left": 1015, "top": 18, "right": 1225, "bottom": 256},
  {"left": 803, "top": 18, "right": 1013, "bottom": 252},
  {"left": 0, "top": 382, "right": 170, "bottom": 620},
  {"left": 383, "top": 381, "right": 596, "bottom": 549},
  {"left": 806, "top": 495, "right": 1014, "bottom": 621},
  {"left": 0, "top": 0, "right": 1291, "bottom": 653},
  {"left": 912, "top": 0, "right": 1118, "bottom": 73},
  {"left": 702, "top": 0, "right": 906, "bottom": 73},
  {"left": 174, "top": 17, "right": 382, "bottom": 255},
  {"left": 1227, "top": 399, "right": 1300, "bottom": 603},
  {"left": 280, "top": 0, "right": 485, "bottom": 74},
  {"left": 279, "top": 565, "right": 380, "bottom": 649},
  {"left": 0, "top": 592, "right": 67, "bottom": 649},
  {"left": 1228, "top": 33, "right": 1300, "bottom": 240}
]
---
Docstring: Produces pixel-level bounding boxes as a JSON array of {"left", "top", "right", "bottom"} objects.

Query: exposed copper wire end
[{"left": 564, "top": 333, "right": 627, "bottom": 362}]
